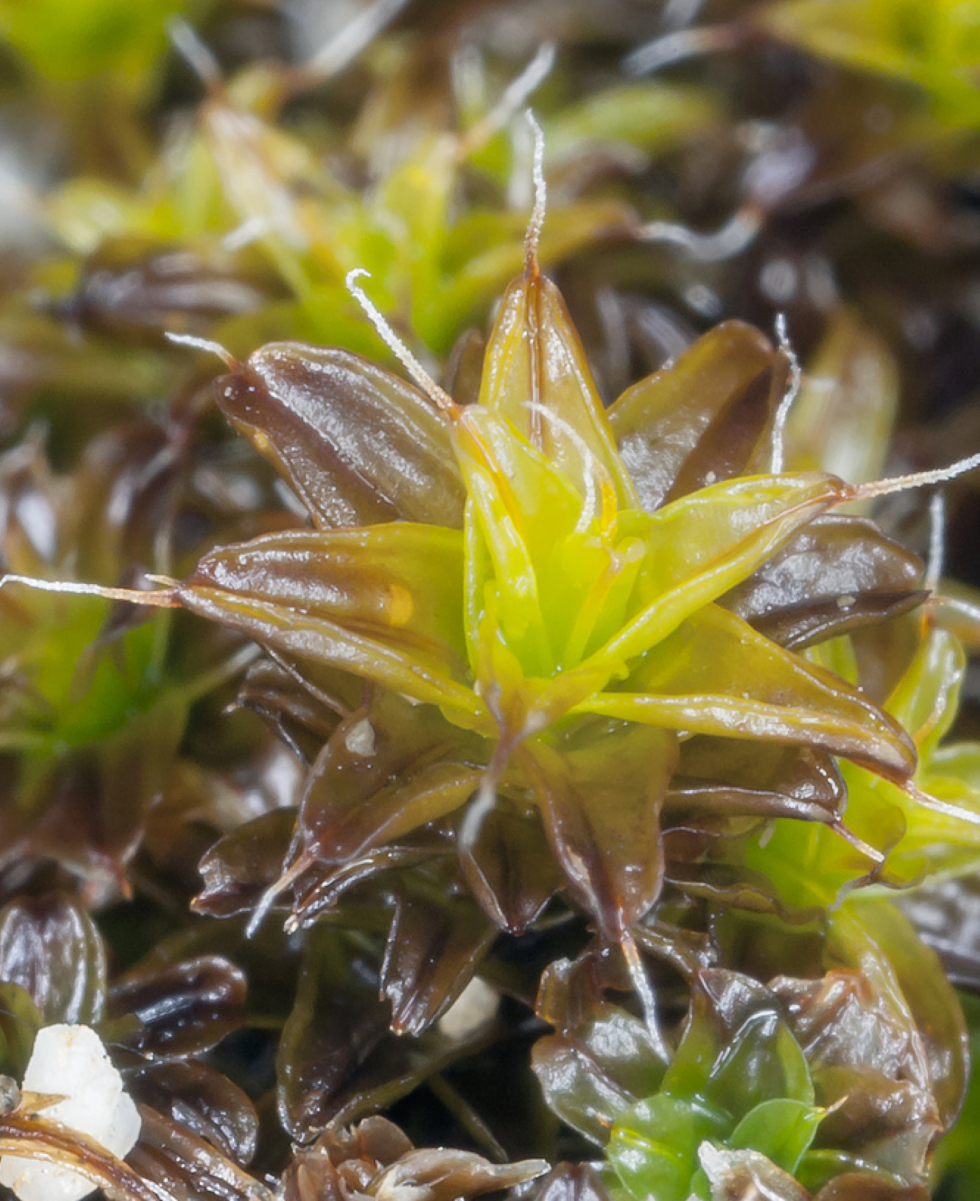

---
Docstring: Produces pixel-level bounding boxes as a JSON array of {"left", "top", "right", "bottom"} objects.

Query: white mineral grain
[{"left": 0, "top": 1024, "right": 141, "bottom": 1201}]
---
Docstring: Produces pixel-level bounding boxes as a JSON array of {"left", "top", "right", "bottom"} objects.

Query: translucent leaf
[
  {"left": 532, "top": 1163, "right": 615, "bottom": 1201},
  {"left": 577, "top": 472, "right": 849, "bottom": 674},
  {"left": 813, "top": 1174, "right": 930, "bottom": 1200},
  {"left": 476, "top": 268, "right": 637, "bottom": 510},
  {"left": 728, "top": 1098, "right": 823, "bottom": 1173},
  {"left": 607, "top": 1093, "right": 727, "bottom": 1201},
  {"left": 664, "top": 970, "right": 814, "bottom": 1120},
  {"left": 277, "top": 930, "right": 389, "bottom": 1141},
  {"left": 696, "top": 1144, "right": 811, "bottom": 1201},
  {"left": 216, "top": 345, "right": 464, "bottom": 530},
  {"left": 754, "top": 0, "right": 980, "bottom": 124},
  {"left": 74, "top": 239, "right": 266, "bottom": 341},
  {"left": 0, "top": 894, "right": 106, "bottom": 1026},
  {"left": 177, "top": 525, "right": 481, "bottom": 721},
  {"left": 591, "top": 604, "right": 915, "bottom": 780},
  {"left": 520, "top": 718, "right": 677, "bottom": 938},
  {"left": 608, "top": 321, "right": 788, "bottom": 512},
  {"left": 782, "top": 309, "right": 900, "bottom": 485},
  {"left": 884, "top": 625, "right": 963, "bottom": 757},
  {"left": 237, "top": 658, "right": 346, "bottom": 764}
]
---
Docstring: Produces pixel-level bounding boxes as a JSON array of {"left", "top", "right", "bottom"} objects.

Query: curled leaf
[
  {"left": 0, "top": 894, "right": 106, "bottom": 1026},
  {"left": 217, "top": 345, "right": 465, "bottom": 530}
]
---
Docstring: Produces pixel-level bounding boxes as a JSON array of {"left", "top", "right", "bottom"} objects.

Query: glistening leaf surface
[
  {"left": 217, "top": 345, "right": 464, "bottom": 530},
  {"left": 608, "top": 320, "right": 788, "bottom": 511},
  {"left": 520, "top": 717, "right": 677, "bottom": 939},
  {"left": 586, "top": 603, "right": 915, "bottom": 779},
  {"left": 476, "top": 269, "right": 637, "bottom": 510},
  {"left": 177, "top": 525, "right": 482, "bottom": 720}
]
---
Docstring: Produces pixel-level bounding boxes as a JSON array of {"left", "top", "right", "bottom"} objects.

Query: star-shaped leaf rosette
[{"left": 47, "top": 159, "right": 978, "bottom": 1043}]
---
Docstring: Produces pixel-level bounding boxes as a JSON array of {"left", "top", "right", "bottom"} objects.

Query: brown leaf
[
  {"left": 177, "top": 525, "right": 477, "bottom": 717},
  {"left": 667, "top": 739, "right": 845, "bottom": 823},
  {"left": 106, "top": 955, "right": 247, "bottom": 1059},
  {"left": 723, "top": 514, "right": 924, "bottom": 651},
  {"left": 371, "top": 1148, "right": 548, "bottom": 1201},
  {"left": 127, "top": 1104, "right": 275, "bottom": 1201},
  {"left": 521, "top": 718, "right": 677, "bottom": 940},
  {"left": 532, "top": 1163, "right": 614, "bottom": 1201},
  {"left": 813, "top": 1175, "right": 929, "bottom": 1200},
  {"left": 0, "top": 893, "right": 106, "bottom": 1026},
  {"left": 607, "top": 321, "right": 788, "bottom": 512},
  {"left": 0, "top": 1112, "right": 162, "bottom": 1201},
  {"left": 193, "top": 807, "right": 299, "bottom": 919},
  {"left": 298, "top": 695, "right": 485, "bottom": 865},
  {"left": 458, "top": 794, "right": 563, "bottom": 934},
  {"left": 127, "top": 1061, "right": 259, "bottom": 1166},
  {"left": 216, "top": 345, "right": 464, "bottom": 529},
  {"left": 381, "top": 871, "right": 498, "bottom": 1036}
]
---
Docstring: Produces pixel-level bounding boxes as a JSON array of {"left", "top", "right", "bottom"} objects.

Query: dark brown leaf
[
  {"left": 723, "top": 514, "right": 924, "bottom": 650},
  {"left": 127, "top": 1104, "right": 275, "bottom": 1201},
  {"left": 128, "top": 1061, "right": 259, "bottom": 1166},
  {"left": 607, "top": 321, "right": 788, "bottom": 512},
  {"left": 193, "top": 807, "right": 299, "bottom": 919},
  {"left": 381, "top": 871, "right": 498, "bottom": 1036},
  {"left": 0, "top": 893, "right": 106, "bottom": 1025},
  {"left": 276, "top": 928, "right": 390, "bottom": 1141},
  {"left": 106, "top": 955, "right": 247, "bottom": 1059},
  {"left": 277, "top": 925, "right": 486, "bottom": 1139},
  {"left": 216, "top": 345, "right": 465, "bottom": 529},
  {"left": 521, "top": 718, "right": 677, "bottom": 940},
  {"left": 458, "top": 794, "right": 563, "bottom": 934}
]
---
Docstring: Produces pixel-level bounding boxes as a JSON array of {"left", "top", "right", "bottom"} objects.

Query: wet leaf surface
[
  {"left": 381, "top": 870, "right": 498, "bottom": 1037},
  {"left": 0, "top": 893, "right": 106, "bottom": 1025},
  {"left": 608, "top": 321, "right": 788, "bottom": 511},
  {"left": 217, "top": 346, "right": 465, "bottom": 531},
  {"left": 106, "top": 955, "right": 248, "bottom": 1059},
  {"left": 127, "top": 1060, "right": 260, "bottom": 1166},
  {"left": 522, "top": 719, "right": 677, "bottom": 940},
  {"left": 127, "top": 1103, "right": 277, "bottom": 1201}
]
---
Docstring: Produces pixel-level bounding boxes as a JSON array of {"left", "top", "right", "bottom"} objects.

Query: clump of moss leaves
[{"left": 4, "top": 2, "right": 980, "bottom": 1200}]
